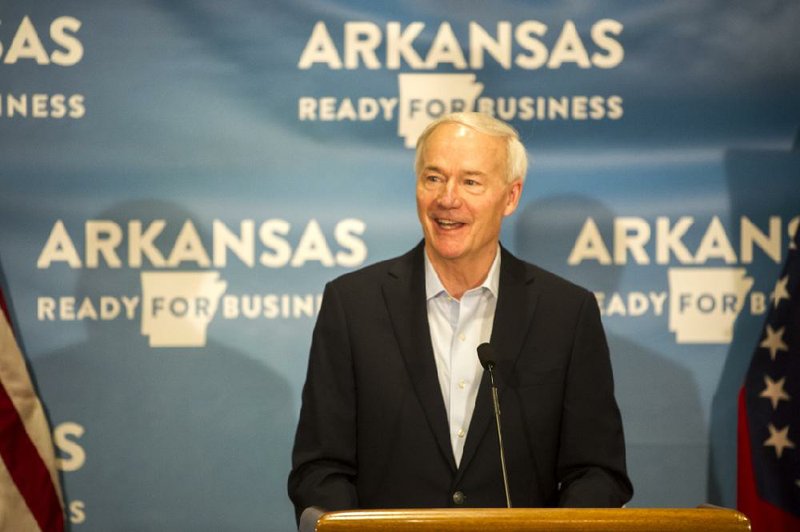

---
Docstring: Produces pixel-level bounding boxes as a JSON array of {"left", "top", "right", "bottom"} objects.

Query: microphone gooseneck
[{"left": 476, "top": 342, "right": 512, "bottom": 508}]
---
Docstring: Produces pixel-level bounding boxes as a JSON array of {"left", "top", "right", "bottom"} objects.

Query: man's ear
[{"left": 503, "top": 179, "right": 523, "bottom": 216}]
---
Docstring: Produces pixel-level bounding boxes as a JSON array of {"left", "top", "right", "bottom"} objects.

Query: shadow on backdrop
[
  {"left": 31, "top": 199, "right": 296, "bottom": 531},
  {"left": 515, "top": 194, "right": 706, "bottom": 507}
]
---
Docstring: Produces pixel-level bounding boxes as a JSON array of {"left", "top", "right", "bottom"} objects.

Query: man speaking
[{"left": 288, "top": 112, "right": 632, "bottom": 520}]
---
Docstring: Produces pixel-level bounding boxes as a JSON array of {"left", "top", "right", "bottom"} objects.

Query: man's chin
[{"left": 426, "top": 243, "right": 467, "bottom": 263}]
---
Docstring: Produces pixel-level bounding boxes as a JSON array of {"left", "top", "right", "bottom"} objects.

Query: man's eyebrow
[
  {"left": 421, "top": 165, "right": 487, "bottom": 177},
  {"left": 421, "top": 165, "right": 442, "bottom": 173}
]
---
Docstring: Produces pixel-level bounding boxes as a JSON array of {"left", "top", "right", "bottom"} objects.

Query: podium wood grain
[{"left": 314, "top": 508, "right": 750, "bottom": 532}]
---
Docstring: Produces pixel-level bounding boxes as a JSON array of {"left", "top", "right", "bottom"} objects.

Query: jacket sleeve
[
  {"left": 556, "top": 291, "right": 633, "bottom": 507},
  {"left": 288, "top": 281, "right": 359, "bottom": 523}
]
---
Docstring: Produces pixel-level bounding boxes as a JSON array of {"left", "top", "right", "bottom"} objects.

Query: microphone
[{"left": 477, "top": 343, "right": 512, "bottom": 508}]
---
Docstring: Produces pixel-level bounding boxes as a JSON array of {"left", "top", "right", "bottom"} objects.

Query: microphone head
[{"left": 477, "top": 343, "right": 496, "bottom": 370}]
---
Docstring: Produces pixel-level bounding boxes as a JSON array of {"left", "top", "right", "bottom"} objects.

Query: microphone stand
[{"left": 478, "top": 343, "right": 512, "bottom": 508}]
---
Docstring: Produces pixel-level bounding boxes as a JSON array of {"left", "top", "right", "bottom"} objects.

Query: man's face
[{"left": 416, "top": 122, "right": 522, "bottom": 269}]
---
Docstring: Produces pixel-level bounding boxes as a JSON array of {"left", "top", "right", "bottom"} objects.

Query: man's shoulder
[
  {"left": 327, "top": 245, "right": 419, "bottom": 290},
  {"left": 502, "top": 248, "right": 594, "bottom": 301},
  {"left": 324, "top": 245, "right": 595, "bottom": 303}
]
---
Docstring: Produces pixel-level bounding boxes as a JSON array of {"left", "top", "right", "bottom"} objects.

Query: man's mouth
[{"left": 435, "top": 218, "right": 465, "bottom": 230}]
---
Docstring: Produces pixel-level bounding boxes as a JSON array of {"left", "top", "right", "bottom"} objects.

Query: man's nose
[{"left": 437, "top": 180, "right": 462, "bottom": 208}]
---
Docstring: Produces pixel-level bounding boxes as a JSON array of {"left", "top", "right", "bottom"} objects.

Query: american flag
[
  {"left": 0, "top": 279, "right": 64, "bottom": 531},
  {"left": 738, "top": 226, "right": 800, "bottom": 530}
]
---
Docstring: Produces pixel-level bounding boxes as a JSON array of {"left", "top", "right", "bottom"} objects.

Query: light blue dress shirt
[{"left": 424, "top": 246, "right": 501, "bottom": 467}]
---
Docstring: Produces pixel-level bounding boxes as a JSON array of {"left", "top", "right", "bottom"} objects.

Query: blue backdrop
[{"left": 1, "top": 1, "right": 799, "bottom": 530}]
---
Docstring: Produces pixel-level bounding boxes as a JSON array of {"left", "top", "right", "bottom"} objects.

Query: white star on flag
[
  {"left": 760, "top": 325, "right": 789, "bottom": 361},
  {"left": 770, "top": 275, "right": 791, "bottom": 309},
  {"left": 764, "top": 423, "right": 796, "bottom": 459},
  {"left": 760, "top": 375, "right": 791, "bottom": 410}
]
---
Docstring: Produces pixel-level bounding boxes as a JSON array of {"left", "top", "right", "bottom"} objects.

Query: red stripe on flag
[
  {"left": 0, "top": 288, "right": 64, "bottom": 532},
  {"left": 0, "top": 384, "right": 64, "bottom": 532},
  {"left": 737, "top": 387, "right": 800, "bottom": 532}
]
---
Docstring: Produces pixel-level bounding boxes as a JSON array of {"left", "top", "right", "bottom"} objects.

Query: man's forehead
[{"left": 450, "top": 123, "right": 473, "bottom": 138}]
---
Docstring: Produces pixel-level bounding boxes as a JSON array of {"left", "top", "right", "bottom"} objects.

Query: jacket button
[{"left": 452, "top": 491, "right": 466, "bottom": 505}]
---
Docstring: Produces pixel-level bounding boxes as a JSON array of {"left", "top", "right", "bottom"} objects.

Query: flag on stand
[
  {"left": 0, "top": 285, "right": 64, "bottom": 532},
  {"left": 738, "top": 227, "right": 800, "bottom": 530}
]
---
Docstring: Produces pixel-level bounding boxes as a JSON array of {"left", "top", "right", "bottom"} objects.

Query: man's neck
[{"left": 425, "top": 245, "right": 498, "bottom": 300}]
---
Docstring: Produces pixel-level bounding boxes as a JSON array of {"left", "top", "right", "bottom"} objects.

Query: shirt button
[
  {"left": 457, "top": 428, "right": 465, "bottom": 438},
  {"left": 452, "top": 491, "right": 466, "bottom": 505},
  {"left": 458, "top": 380, "right": 466, "bottom": 389},
  {"left": 458, "top": 333, "right": 465, "bottom": 341}
]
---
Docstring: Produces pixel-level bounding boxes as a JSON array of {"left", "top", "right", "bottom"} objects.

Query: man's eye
[
  {"left": 426, "top": 175, "right": 442, "bottom": 183},
  {"left": 464, "top": 179, "right": 479, "bottom": 186}
]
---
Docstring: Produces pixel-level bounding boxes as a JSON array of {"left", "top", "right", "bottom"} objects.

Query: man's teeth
[{"left": 438, "top": 220, "right": 461, "bottom": 227}]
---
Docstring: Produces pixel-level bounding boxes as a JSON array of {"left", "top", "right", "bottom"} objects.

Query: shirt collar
[{"left": 424, "top": 246, "right": 502, "bottom": 301}]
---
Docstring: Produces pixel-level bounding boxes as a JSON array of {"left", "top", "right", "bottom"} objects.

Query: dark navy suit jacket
[{"left": 288, "top": 243, "right": 632, "bottom": 520}]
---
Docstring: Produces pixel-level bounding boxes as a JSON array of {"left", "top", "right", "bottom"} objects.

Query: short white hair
[{"left": 414, "top": 112, "right": 528, "bottom": 184}]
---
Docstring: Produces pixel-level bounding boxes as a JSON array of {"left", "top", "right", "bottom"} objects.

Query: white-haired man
[{"left": 288, "top": 113, "right": 632, "bottom": 521}]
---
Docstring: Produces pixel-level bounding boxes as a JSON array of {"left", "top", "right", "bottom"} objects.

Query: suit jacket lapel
[
  {"left": 457, "top": 246, "right": 539, "bottom": 479},
  {"left": 382, "top": 243, "right": 457, "bottom": 471}
]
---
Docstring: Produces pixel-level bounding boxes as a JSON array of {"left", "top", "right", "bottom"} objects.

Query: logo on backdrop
[
  {"left": 0, "top": 15, "right": 85, "bottom": 119},
  {"left": 569, "top": 215, "right": 800, "bottom": 344},
  {"left": 296, "top": 19, "right": 625, "bottom": 147},
  {"left": 140, "top": 271, "right": 227, "bottom": 347},
  {"left": 34, "top": 218, "right": 367, "bottom": 347}
]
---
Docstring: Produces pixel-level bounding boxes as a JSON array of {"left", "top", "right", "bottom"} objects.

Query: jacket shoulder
[
  {"left": 503, "top": 248, "right": 594, "bottom": 302},
  {"left": 326, "top": 246, "right": 418, "bottom": 292}
]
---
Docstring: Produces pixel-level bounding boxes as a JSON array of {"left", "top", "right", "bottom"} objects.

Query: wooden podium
[{"left": 302, "top": 507, "right": 750, "bottom": 532}]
